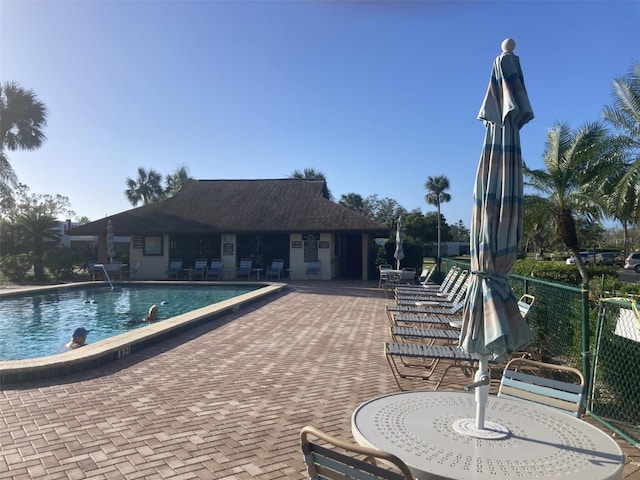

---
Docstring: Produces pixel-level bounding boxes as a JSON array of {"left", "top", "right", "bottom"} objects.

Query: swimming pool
[
  {"left": 0, "top": 284, "right": 261, "bottom": 361},
  {"left": 0, "top": 282, "right": 286, "bottom": 385}
]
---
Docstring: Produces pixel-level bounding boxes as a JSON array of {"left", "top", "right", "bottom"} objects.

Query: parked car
[
  {"left": 623, "top": 252, "right": 640, "bottom": 273},
  {"left": 566, "top": 252, "right": 595, "bottom": 266},
  {"left": 613, "top": 253, "right": 625, "bottom": 266},
  {"left": 595, "top": 252, "right": 620, "bottom": 266}
]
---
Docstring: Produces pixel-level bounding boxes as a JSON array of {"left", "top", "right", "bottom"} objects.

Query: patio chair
[
  {"left": 381, "top": 268, "right": 416, "bottom": 296},
  {"left": 517, "top": 294, "right": 536, "bottom": 317},
  {"left": 395, "top": 266, "right": 463, "bottom": 295},
  {"left": 128, "top": 261, "right": 141, "bottom": 279},
  {"left": 300, "top": 426, "right": 414, "bottom": 480},
  {"left": 378, "top": 264, "right": 394, "bottom": 288},
  {"left": 391, "top": 313, "right": 460, "bottom": 328},
  {"left": 386, "top": 300, "right": 466, "bottom": 325},
  {"left": 306, "top": 261, "right": 321, "bottom": 278},
  {"left": 416, "top": 267, "right": 435, "bottom": 286},
  {"left": 498, "top": 357, "right": 585, "bottom": 417},
  {"left": 236, "top": 258, "right": 253, "bottom": 280},
  {"left": 189, "top": 258, "right": 208, "bottom": 280},
  {"left": 206, "top": 259, "right": 223, "bottom": 280},
  {"left": 166, "top": 259, "right": 183, "bottom": 280},
  {"left": 396, "top": 265, "right": 460, "bottom": 294},
  {"left": 385, "top": 342, "right": 492, "bottom": 391},
  {"left": 390, "top": 325, "right": 460, "bottom": 345},
  {"left": 395, "top": 272, "right": 470, "bottom": 305},
  {"left": 265, "top": 259, "right": 285, "bottom": 280}
]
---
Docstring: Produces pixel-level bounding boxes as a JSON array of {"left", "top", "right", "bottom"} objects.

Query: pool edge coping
[{"left": 0, "top": 281, "right": 287, "bottom": 386}]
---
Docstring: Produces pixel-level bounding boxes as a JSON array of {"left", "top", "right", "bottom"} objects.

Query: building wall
[{"left": 122, "top": 231, "right": 375, "bottom": 281}]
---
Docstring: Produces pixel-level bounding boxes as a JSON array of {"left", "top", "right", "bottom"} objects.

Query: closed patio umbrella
[
  {"left": 394, "top": 216, "right": 405, "bottom": 270},
  {"left": 455, "top": 39, "right": 534, "bottom": 438},
  {"left": 106, "top": 219, "right": 116, "bottom": 263}
]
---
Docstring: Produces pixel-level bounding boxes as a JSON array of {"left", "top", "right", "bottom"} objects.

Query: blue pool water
[{"left": 0, "top": 284, "right": 259, "bottom": 361}]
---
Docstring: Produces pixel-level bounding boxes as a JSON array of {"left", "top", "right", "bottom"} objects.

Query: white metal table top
[{"left": 351, "top": 391, "right": 624, "bottom": 480}]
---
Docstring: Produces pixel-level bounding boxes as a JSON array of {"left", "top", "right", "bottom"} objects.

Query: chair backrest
[
  {"left": 443, "top": 270, "right": 469, "bottom": 301},
  {"left": 419, "top": 267, "right": 435, "bottom": 285},
  {"left": 194, "top": 258, "right": 208, "bottom": 269},
  {"left": 438, "top": 266, "right": 460, "bottom": 293},
  {"left": 517, "top": 294, "right": 536, "bottom": 318},
  {"left": 449, "top": 275, "right": 471, "bottom": 304},
  {"left": 498, "top": 358, "right": 585, "bottom": 417},
  {"left": 300, "top": 426, "right": 413, "bottom": 480},
  {"left": 307, "top": 261, "right": 321, "bottom": 274},
  {"left": 169, "top": 259, "right": 182, "bottom": 270},
  {"left": 209, "top": 259, "right": 223, "bottom": 271},
  {"left": 379, "top": 264, "right": 393, "bottom": 272},
  {"left": 399, "top": 268, "right": 415, "bottom": 283},
  {"left": 238, "top": 258, "right": 252, "bottom": 271},
  {"left": 269, "top": 259, "right": 284, "bottom": 272}
]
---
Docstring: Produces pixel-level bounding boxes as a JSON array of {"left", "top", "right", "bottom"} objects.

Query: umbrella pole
[
  {"left": 475, "top": 355, "right": 490, "bottom": 430},
  {"left": 453, "top": 355, "right": 508, "bottom": 439}
]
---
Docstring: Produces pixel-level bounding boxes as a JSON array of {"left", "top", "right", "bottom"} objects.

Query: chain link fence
[
  {"left": 590, "top": 299, "right": 640, "bottom": 447},
  {"left": 441, "top": 258, "right": 640, "bottom": 448}
]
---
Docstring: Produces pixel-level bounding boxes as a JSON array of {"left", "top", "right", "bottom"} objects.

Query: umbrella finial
[{"left": 501, "top": 38, "right": 516, "bottom": 53}]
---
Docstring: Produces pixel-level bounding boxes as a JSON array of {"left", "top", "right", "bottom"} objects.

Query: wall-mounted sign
[
  {"left": 223, "top": 242, "right": 234, "bottom": 256},
  {"left": 132, "top": 235, "right": 143, "bottom": 249},
  {"left": 303, "top": 234, "right": 319, "bottom": 262},
  {"left": 291, "top": 241, "right": 303, "bottom": 249},
  {"left": 319, "top": 241, "right": 329, "bottom": 249}
]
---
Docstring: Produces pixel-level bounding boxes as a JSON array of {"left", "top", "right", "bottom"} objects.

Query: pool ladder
[{"left": 92, "top": 264, "right": 114, "bottom": 290}]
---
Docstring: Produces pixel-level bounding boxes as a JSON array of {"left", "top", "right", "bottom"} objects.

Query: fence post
[{"left": 581, "top": 282, "right": 591, "bottom": 387}]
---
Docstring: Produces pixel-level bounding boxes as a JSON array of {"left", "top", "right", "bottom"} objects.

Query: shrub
[{"left": 0, "top": 254, "right": 33, "bottom": 282}]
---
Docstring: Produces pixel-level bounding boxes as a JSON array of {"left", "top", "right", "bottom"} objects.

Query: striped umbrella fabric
[
  {"left": 394, "top": 216, "right": 405, "bottom": 270},
  {"left": 460, "top": 39, "right": 534, "bottom": 361}
]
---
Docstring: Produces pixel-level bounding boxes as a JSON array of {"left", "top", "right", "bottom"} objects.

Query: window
[{"left": 143, "top": 235, "right": 163, "bottom": 256}]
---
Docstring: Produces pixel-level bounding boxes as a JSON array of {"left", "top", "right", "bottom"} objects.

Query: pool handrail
[{"left": 92, "top": 264, "right": 114, "bottom": 290}]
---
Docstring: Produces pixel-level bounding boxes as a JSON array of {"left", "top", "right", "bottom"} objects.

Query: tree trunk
[
  {"left": 32, "top": 237, "right": 45, "bottom": 280},
  {"left": 570, "top": 246, "right": 590, "bottom": 285},
  {"left": 557, "top": 212, "right": 578, "bottom": 249}
]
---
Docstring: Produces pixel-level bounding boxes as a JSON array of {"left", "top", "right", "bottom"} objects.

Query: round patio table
[{"left": 351, "top": 391, "right": 625, "bottom": 480}]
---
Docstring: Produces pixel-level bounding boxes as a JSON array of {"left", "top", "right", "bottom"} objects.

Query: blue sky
[{"left": 1, "top": 1, "right": 638, "bottom": 227}]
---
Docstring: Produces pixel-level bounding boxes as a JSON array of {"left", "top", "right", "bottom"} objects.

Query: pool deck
[{"left": 0, "top": 280, "right": 638, "bottom": 479}]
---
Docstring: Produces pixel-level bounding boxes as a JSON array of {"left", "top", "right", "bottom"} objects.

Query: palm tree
[
  {"left": 424, "top": 175, "right": 451, "bottom": 263},
  {"left": 524, "top": 121, "right": 615, "bottom": 284},
  {"left": 0, "top": 82, "right": 47, "bottom": 209},
  {"left": 290, "top": 167, "right": 332, "bottom": 200},
  {"left": 339, "top": 193, "right": 365, "bottom": 215},
  {"left": 125, "top": 167, "right": 164, "bottom": 207},
  {"left": 14, "top": 208, "right": 60, "bottom": 281},
  {"left": 602, "top": 62, "right": 640, "bottom": 255},
  {"left": 164, "top": 164, "right": 192, "bottom": 198}
]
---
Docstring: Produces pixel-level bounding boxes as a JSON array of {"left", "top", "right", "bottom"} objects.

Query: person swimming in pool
[
  {"left": 143, "top": 304, "right": 159, "bottom": 323},
  {"left": 65, "top": 327, "right": 89, "bottom": 349},
  {"left": 122, "top": 304, "right": 159, "bottom": 327}
]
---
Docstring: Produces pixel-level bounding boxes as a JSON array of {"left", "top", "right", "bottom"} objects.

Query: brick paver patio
[{"left": 1, "top": 281, "right": 638, "bottom": 479}]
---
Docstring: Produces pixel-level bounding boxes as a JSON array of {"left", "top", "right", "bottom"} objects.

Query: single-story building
[{"left": 69, "top": 179, "right": 390, "bottom": 281}]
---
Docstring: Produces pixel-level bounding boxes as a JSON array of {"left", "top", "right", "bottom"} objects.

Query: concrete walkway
[{"left": 1, "top": 281, "right": 638, "bottom": 479}]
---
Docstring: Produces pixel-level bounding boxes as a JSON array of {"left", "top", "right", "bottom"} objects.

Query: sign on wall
[
  {"left": 303, "top": 234, "right": 319, "bottom": 262},
  {"left": 223, "top": 242, "right": 234, "bottom": 256}
]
